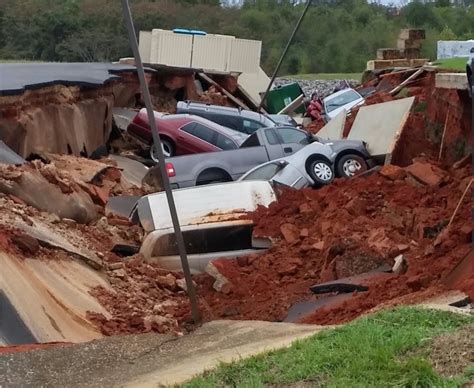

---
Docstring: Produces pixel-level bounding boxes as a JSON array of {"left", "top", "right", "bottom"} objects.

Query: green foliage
[
  {"left": 182, "top": 307, "right": 474, "bottom": 387},
  {"left": 439, "top": 26, "right": 457, "bottom": 40},
  {"left": 0, "top": 0, "right": 473, "bottom": 73}
]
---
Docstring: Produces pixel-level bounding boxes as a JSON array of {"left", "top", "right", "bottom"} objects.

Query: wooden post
[{"left": 438, "top": 108, "right": 450, "bottom": 162}]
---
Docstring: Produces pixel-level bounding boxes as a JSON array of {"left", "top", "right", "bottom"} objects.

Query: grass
[
  {"left": 182, "top": 307, "right": 474, "bottom": 387},
  {"left": 432, "top": 57, "right": 468, "bottom": 71},
  {"left": 286, "top": 73, "right": 362, "bottom": 82}
]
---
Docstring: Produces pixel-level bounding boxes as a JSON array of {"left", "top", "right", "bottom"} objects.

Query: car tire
[
  {"left": 308, "top": 158, "right": 334, "bottom": 186},
  {"left": 150, "top": 138, "right": 175, "bottom": 162},
  {"left": 337, "top": 154, "right": 367, "bottom": 178}
]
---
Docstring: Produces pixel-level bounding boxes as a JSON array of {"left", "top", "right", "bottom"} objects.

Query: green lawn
[
  {"left": 182, "top": 307, "right": 473, "bottom": 387},
  {"left": 286, "top": 73, "right": 362, "bottom": 81},
  {"left": 433, "top": 57, "right": 468, "bottom": 71}
]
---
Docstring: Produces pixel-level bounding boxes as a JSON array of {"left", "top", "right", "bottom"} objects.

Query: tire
[
  {"left": 150, "top": 138, "right": 175, "bottom": 162},
  {"left": 308, "top": 159, "right": 334, "bottom": 186},
  {"left": 336, "top": 154, "right": 367, "bottom": 178}
]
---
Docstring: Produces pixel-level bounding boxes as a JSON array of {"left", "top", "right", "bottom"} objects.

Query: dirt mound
[{"left": 195, "top": 160, "right": 473, "bottom": 324}]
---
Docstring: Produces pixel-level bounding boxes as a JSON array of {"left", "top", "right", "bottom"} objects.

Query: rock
[
  {"left": 406, "top": 274, "right": 432, "bottom": 291},
  {"left": 107, "top": 262, "right": 124, "bottom": 270},
  {"left": 405, "top": 161, "right": 446, "bottom": 186},
  {"left": 392, "top": 254, "right": 407, "bottom": 274},
  {"left": 367, "top": 228, "right": 392, "bottom": 255},
  {"left": 379, "top": 165, "right": 407, "bottom": 181},
  {"left": 300, "top": 228, "right": 309, "bottom": 238},
  {"left": 11, "top": 233, "right": 40, "bottom": 254},
  {"left": 312, "top": 241, "right": 325, "bottom": 251},
  {"left": 277, "top": 264, "right": 298, "bottom": 276},
  {"left": 459, "top": 225, "right": 473, "bottom": 243},
  {"left": 280, "top": 223, "right": 299, "bottom": 243},
  {"left": 205, "top": 262, "right": 232, "bottom": 293},
  {"left": 113, "top": 268, "right": 127, "bottom": 279},
  {"left": 62, "top": 218, "right": 77, "bottom": 228},
  {"left": 176, "top": 278, "right": 193, "bottom": 292},
  {"left": 277, "top": 257, "right": 303, "bottom": 277},
  {"left": 320, "top": 221, "right": 332, "bottom": 234},
  {"left": 155, "top": 273, "right": 176, "bottom": 289},
  {"left": 299, "top": 203, "right": 313, "bottom": 214},
  {"left": 236, "top": 256, "right": 248, "bottom": 267},
  {"left": 344, "top": 197, "right": 366, "bottom": 216}
]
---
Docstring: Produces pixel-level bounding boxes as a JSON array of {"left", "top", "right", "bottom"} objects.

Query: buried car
[
  {"left": 130, "top": 180, "right": 276, "bottom": 273},
  {"left": 239, "top": 138, "right": 374, "bottom": 188},
  {"left": 323, "top": 88, "right": 365, "bottom": 122},
  {"left": 127, "top": 108, "right": 248, "bottom": 160},
  {"left": 162, "top": 126, "right": 373, "bottom": 189}
]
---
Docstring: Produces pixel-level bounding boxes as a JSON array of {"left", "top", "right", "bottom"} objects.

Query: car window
[
  {"left": 275, "top": 127, "right": 309, "bottom": 145},
  {"left": 210, "top": 115, "right": 241, "bottom": 132},
  {"left": 242, "top": 119, "right": 264, "bottom": 134},
  {"left": 180, "top": 122, "right": 196, "bottom": 134},
  {"left": 265, "top": 128, "right": 279, "bottom": 145},
  {"left": 184, "top": 122, "right": 215, "bottom": 143},
  {"left": 240, "top": 133, "right": 260, "bottom": 148},
  {"left": 215, "top": 133, "right": 237, "bottom": 150},
  {"left": 242, "top": 163, "right": 283, "bottom": 181},
  {"left": 325, "top": 90, "right": 361, "bottom": 113}
]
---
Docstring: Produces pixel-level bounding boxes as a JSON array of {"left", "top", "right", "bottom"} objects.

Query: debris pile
[
  {"left": 87, "top": 255, "right": 191, "bottom": 336},
  {"left": 196, "top": 159, "right": 473, "bottom": 324}
]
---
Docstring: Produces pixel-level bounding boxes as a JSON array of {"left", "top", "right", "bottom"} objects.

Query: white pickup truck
[{"left": 131, "top": 180, "right": 276, "bottom": 273}]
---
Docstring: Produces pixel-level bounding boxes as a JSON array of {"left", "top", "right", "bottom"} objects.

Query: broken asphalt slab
[
  {"left": 0, "top": 63, "right": 154, "bottom": 96},
  {"left": 0, "top": 320, "right": 324, "bottom": 387},
  {"left": 309, "top": 269, "right": 394, "bottom": 294},
  {"left": 11, "top": 218, "right": 103, "bottom": 270}
]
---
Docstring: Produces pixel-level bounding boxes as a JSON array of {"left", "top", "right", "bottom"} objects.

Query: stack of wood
[{"left": 368, "top": 29, "right": 428, "bottom": 70}]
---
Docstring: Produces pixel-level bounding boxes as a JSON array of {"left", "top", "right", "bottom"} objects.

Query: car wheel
[
  {"left": 308, "top": 159, "right": 334, "bottom": 186},
  {"left": 337, "top": 154, "right": 367, "bottom": 178},
  {"left": 150, "top": 139, "right": 175, "bottom": 162}
]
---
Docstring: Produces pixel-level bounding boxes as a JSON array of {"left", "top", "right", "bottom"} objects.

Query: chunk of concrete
[
  {"left": 316, "top": 110, "right": 346, "bottom": 140},
  {"left": 392, "top": 254, "right": 407, "bottom": 274},
  {"left": 435, "top": 73, "right": 469, "bottom": 90},
  {"left": 405, "top": 161, "right": 446, "bottom": 186},
  {"left": 347, "top": 96, "right": 415, "bottom": 162}
]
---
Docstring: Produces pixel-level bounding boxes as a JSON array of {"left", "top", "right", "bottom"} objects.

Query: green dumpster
[{"left": 265, "top": 82, "right": 305, "bottom": 114}]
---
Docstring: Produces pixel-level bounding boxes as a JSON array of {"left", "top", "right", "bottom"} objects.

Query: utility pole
[
  {"left": 258, "top": 0, "right": 313, "bottom": 112},
  {"left": 120, "top": 0, "right": 201, "bottom": 324}
]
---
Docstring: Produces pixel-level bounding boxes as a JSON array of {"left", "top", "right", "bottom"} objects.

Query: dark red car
[{"left": 127, "top": 109, "right": 248, "bottom": 161}]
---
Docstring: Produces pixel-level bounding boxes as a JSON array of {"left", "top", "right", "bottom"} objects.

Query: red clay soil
[{"left": 195, "top": 161, "right": 473, "bottom": 325}]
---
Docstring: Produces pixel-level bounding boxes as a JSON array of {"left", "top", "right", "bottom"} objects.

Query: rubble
[{"left": 194, "top": 160, "right": 473, "bottom": 324}]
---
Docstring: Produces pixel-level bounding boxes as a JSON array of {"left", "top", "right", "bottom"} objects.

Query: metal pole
[
  {"left": 121, "top": 0, "right": 200, "bottom": 323},
  {"left": 258, "top": 0, "right": 312, "bottom": 112}
]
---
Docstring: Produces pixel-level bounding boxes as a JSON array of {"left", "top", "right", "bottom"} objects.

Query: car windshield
[{"left": 325, "top": 90, "right": 360, "bottom": 113}]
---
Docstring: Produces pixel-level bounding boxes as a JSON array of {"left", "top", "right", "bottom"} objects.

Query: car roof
[
  {"left": 323, "top": 88, "right": 358, "bottom": 101},
  {"left": 177, "top": 101, "right": 276, "bottom": 125},
  {"left": 138, "top": 109, "right": 247, "bottom": 141}
]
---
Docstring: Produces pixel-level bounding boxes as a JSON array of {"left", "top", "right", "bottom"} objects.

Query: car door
[
  {"left": 274, "top": 127, "right": 310, "bottom": 156},
  {"left": 178, "top": 122, "right": 219, "bottom": 154},
  {"left": 263, "top": 128, "right": 284, "bottom": 160}
]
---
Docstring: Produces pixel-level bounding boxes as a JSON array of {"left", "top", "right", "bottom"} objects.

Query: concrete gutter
[{"left": 0, "top": 320, "right": 324, "bottom": 387}]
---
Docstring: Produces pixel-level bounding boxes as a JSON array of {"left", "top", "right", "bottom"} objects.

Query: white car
[{"left": 323, "top": 88, "right": 365, "bottom": 121}]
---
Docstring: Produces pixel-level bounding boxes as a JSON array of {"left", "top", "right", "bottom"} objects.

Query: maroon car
[{"left": 127, "top": 109, "right": 248, "bottom": 161}]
